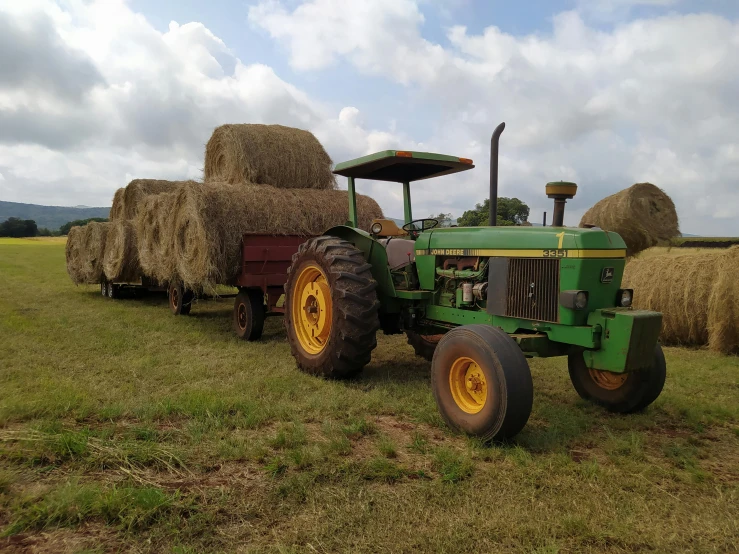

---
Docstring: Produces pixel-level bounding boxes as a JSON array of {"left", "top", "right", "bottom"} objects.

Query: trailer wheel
[
  {"left": 431, "top": 325, "right": 533, "bottom": 442},
  {"left": 233, "top": 288, "right": 265, "bottom": 341},
  {"left": 406, "top": 331, "right": 443, "bottom": 361},
  {"left": 568, "top": 344, "right": 666, "bottom": 413},
  {"left": 285, "top": 236, "right": 379, "bottom": 378},
  {"left": 106, "top": 281, "right": 119, "bottom": 299},
  {"left": 169, "top": 282, "right": 193, "bottom": 316}
]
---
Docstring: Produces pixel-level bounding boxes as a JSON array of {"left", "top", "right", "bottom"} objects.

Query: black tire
[
  {"left": 431, "top": 325, "right": 533, "bottom": 441},
  {"left": 568, "top": 344, "right": 666, "bottom": 413},
  {"left": 406, "top": 330, "right": 442, "bottom": 361},
  {"left": 233, "top": 288, "right": 265, "bottom": 341},
  {"left": 284, "top": 236, "right": 379, "bottom": 378},
  {"left": 169, "top": 282, "right": 192, "bottom": 316},
  {"left": 106, "top": 281, "right": 119, "bottom": 299}
]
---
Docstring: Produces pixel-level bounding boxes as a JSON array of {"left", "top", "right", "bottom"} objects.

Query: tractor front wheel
[
  {"left": 568, "top": 344, "right": 666, "bottom": 413},
  {"left": 233, "top": 288, "right": 265, "bottom": 341},
  {"left": 284, "top": 236, "right": 379, "bottom": 378},
  {"left": 431, "top": 325, "right": 533, "bottom": 441},
  {"left": 406, "top": 331, "right": 442, "bottom": 362}
]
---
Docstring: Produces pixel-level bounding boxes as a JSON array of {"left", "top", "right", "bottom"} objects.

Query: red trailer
[
  {"left": 228, "top": 234, "right": 309, "bottom": 340},
  {"left": 106, "top": 234, "right": 309, "bottom": 339}
]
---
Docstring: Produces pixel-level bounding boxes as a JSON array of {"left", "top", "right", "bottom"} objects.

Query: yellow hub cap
[
  {"left": 449, "top": 357, "right": 488, "bottom": 414},
  {"left": 589, "top": 369, "right": 628, "bottom": 390},
  {"left": 292, "top": 264, "right": 332, "bottom": 355}
]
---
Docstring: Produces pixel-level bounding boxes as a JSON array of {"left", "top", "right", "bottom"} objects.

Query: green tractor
[{"left": 284, "top": 123, "right": 665, "bottom": 441}]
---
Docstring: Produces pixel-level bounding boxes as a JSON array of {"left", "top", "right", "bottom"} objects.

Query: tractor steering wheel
[{"left": 402, "top": 218, "right": 439, "bottom": 238}]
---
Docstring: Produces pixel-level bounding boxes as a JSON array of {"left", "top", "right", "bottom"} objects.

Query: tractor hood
[{"left": 414, "top": 226, "right": 627, "bottom": 258}]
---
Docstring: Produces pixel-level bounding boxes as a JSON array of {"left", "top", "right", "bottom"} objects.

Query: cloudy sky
[{"left": 1, "top": 0, "right": 737, "bottom": 235}]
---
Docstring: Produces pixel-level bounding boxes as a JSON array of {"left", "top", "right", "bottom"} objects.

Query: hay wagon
[{"left": 167, "top": 234, "right": 310, "bottom": 341}]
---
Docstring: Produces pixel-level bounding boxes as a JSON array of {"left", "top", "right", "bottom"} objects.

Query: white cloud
[
  {"left": 248, "top": 0, "right": 452, "bottom": 85},
  {"left": 250, "top": 2, "right": 739, "bottom": 234},
  {"left": 1, "top": 0, "right": 738, "bottom": 236},
  {"left": 0, "top": 0, "right": 397, "bottom": 208}
]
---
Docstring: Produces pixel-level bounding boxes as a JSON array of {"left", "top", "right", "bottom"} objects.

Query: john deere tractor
[{"left": 284, "top": 123, "right": 665, "bottom": 441}]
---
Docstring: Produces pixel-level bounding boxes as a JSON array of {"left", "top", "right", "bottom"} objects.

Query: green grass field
[{"left": 1, "top": 238, "right": 737, "bottom": 553}]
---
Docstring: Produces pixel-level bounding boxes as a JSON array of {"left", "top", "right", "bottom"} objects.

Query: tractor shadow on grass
[{"left": 358, "top": 358, "right": 432, "bottom": 386}]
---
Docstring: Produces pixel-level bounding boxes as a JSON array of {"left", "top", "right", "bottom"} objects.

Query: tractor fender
[{"left": 323, "top": 225, "right": 398, "bottom": 301}]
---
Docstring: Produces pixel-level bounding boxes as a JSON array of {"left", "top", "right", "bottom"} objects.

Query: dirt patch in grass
[
  {"left": 150, "top": 461, "right": 268, "bottom": 493},
  {"left": 1, "top": 523, "right": 120, "bottom": 554}
]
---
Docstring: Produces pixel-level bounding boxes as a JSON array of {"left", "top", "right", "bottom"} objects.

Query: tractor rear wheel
[
  {"left": 233, "top": 288, "right": 265, "bottom": 341},
  {"left": 406, "top": 331, "right": 442, "bottom": 362},
  {"left": 284, "top": 236, "right": 379, "bottom": 378},
  {"left": 568, "top": 344, "right": 666, "bottom": 413},
  {"left": 169, "top": 282, "right": 193, "bottom": 316},
  {"left": 431, "top": 325, "right": 533, "bottom": 441}
]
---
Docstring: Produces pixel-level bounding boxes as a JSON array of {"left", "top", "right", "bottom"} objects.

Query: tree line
[
  {"left": 430, "top": 197, "right": 530, "bottom": 227},
  {"left": 0, "top": 217, "right": 108, "bottom": 238}
]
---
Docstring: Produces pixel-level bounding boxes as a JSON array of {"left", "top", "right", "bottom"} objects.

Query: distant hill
[{"left": 0, "top": 201, "right": 110, "bottom": 231}]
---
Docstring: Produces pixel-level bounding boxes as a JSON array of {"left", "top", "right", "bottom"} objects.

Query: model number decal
[{"left": 542, "top": 249, "right": 568, "bottom": 258}]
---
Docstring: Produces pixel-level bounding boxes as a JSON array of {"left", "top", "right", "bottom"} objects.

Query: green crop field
[{"left": 1, "top": 239, "right": 737, "bottom": 553}]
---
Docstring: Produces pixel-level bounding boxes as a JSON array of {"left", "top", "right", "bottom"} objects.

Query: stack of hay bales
[
  {"left": 65, "top": 221, "right": 111, "bottom": 285},
  {"left": 622, "top": 247, "right": 739, "bottom": 355},
  {"left": 65, "top": 124, "right": 384, "bottom": 293},
  {"left": 152, "top": 123, "right": 383, "bottom": 292},
  {"left": 62, "top": 180, "right": 192, "bottom": 284},
  {"left": 104, "top": 180, "right": 187, "bottom": 282},
  {"left": 65, "top": 180, "right": 185, "bottom": 284},
  {"left": 580, "top": 183, "right": 679, "bottom": 256},
  {"left": 109, "top": 179, "right": 183, "bottom": 220},
  {"left": 168, "top": 182, "right": 382, "bottom": 289}
]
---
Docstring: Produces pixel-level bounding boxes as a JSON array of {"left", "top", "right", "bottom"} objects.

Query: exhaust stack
[
  {"left": 489, "top": 122, "right": 506, "bottom": 226},
  {"left": 545, "top": 182, "right": 577, "bottom": 227}
]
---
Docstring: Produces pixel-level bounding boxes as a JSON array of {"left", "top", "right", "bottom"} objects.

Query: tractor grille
[{"left": 505, "top": 258, "right": 560, "bottom": 323}]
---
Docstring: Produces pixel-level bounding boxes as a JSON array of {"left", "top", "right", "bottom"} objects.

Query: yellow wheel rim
[
  {"left": 589, "top": 369, "right": 628, "bottom": 390},
  {"left": 292, "top": 263, "right": 332, "bottom": 355},
  {"left": 449, "top": 356, "right": 488, "bottom": 414}
]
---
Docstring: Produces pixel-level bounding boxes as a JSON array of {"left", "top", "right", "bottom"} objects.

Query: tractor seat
[{"left": 378, "top": 238, "right": 416, "bottom": 270}]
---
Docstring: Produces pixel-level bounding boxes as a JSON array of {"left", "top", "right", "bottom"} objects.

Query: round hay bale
[
  {"left": 623, "top": 247, "right": 738, "bottom": 354},
  {"left": 110, "top": 179, "right": 187, "bottom": 221},
  {"left": 65, "top": 226, "right": 86, "bottom": 285},
  {"left": 81, "top": 221, "right": 111, "bottom": 284},
  {"left": 708, "top": 246, "right": 739, "bottom": 355},
  {"left": 166, "top": 181, "right": 383, "bottom": 291},
  {"left": 109, "top": 188, "right": 126, "bottom": 220},
  {"left": 135, "top": 191, "right": 178, "bottom": 285},
  {"left": 580, "top": 183, "right": 679, "bottom": 256},
  {"left": 103, "top": 220, "right": 140, "bottom": 282},
  {"left": 204, "top": 124, "right": 337, "bottom": 190}
]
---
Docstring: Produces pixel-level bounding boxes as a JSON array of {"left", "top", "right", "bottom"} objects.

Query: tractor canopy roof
[{"left": 333, "top": 150, "right": 475, "bottom": 183}]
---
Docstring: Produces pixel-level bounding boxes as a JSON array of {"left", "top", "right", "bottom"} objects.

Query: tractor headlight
[
  {"left": 618, "top": 289, "right": 633, "bottom": 307},
  {"left": 560, "top": 290, "right": 589, "bottom": 310},
  {"left": 371, "top": 222, "right": 383, "bottom": 235}
]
